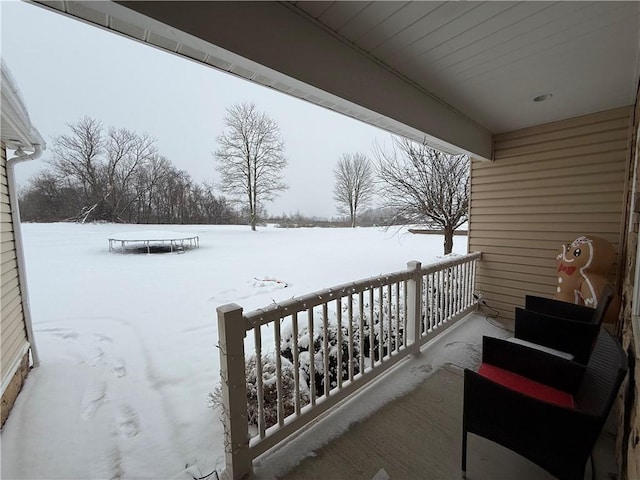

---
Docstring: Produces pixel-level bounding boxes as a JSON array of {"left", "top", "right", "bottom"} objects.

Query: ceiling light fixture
[{"left": 533, "top": 93, "right": 553, "bottom": 102}]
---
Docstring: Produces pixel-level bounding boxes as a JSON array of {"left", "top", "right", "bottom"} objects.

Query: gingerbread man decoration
[{"left": 555, "top": 236, "right": 617, "bottom": 317}]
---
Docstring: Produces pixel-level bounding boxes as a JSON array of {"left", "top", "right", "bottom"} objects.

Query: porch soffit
[{"left": 29, "top": 1, "right": 640, "bottom": 161}]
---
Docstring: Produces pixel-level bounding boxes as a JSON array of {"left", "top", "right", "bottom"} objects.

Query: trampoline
[{"left": 108, "top": 230, "right": 199, "bottom": 254}]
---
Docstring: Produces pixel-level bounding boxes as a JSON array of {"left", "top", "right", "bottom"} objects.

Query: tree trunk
[
  {"left": 250, "top": 188, "right": 257, "bottom": 231},
  {"left": 443, "top": 227, "right": 454, "bottom": 255}
]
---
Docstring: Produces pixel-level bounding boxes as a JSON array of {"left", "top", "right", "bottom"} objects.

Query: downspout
[{"left": 6, "top": 143, "right": 43, "bottom": 367}]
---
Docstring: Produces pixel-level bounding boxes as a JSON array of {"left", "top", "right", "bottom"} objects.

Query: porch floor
[{"left": 252, "top": 313, "right": 619, "bottom": 480}]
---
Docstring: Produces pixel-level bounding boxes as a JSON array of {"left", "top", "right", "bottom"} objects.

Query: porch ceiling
[{"left": 30, "top": 1, "right": 640, "bottom": 161}]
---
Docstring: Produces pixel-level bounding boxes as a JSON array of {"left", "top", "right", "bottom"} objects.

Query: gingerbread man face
[
  {"left": 555, "top": 235, "right": 614, "bottom": 306},
  {"left": 558, "top": 236, "right": 593, "bottom": 272}
]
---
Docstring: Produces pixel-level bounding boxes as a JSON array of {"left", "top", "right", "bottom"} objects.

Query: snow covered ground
[{"left": 1, "top": 223, "right": 468, "bottom": 479}]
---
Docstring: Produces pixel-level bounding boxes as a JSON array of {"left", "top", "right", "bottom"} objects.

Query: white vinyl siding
[
  {"left": 469, "top": 107, "right": 633, "bottom": 320},
  {"left": 0, "top": 145, "right": 29, "bottom": 385}
]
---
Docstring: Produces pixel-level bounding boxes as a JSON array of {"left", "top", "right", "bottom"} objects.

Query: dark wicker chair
[
  {"left": 525, "top": 283, "right": 614, "bottom": 323},
  {"left": 511, "top": 284, "right": 614, "bottom": 364},
  {"left": 462, "top": 330, "right": 627, "bottom": 480}
]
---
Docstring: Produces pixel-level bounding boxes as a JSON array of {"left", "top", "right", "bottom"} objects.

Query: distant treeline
[
  {"left": 18, "top": 117, "right": 239, "bottom": 225},
  {"left": 268, "top": 207, "right": 400, "bottom": 228},
  {"left": 20, "top": 167, "right": 239, "bottom": 225}
]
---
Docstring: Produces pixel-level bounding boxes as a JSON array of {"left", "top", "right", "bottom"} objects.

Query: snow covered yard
[{"left": 1, "top": 223, "right": 466, "bottom": 479}]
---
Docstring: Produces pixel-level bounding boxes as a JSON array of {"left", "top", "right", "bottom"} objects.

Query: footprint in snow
[
  {"left": 39, "top": 328, "right": 79, "bottom": 341},
  {"left": 81, "top": 381, "right": 108, "bottom": 420},
  {"left": 93, "top": 333, "right": 114, "bottom": 343},
  {"left": 112, "top": 359, "right": 127, "bottom": 378},
  {"left": 117, "top": 405, "right": 140, "bottom": 438},
  {"left": 89, "top": 347, "right": 105, "bottom": 366}
]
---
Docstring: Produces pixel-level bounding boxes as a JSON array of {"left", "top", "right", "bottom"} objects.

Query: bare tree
[
  {"left": 49, "top": 117, "right": 106, "bottom": 222},
  {"left": 49, "top": 117, "right": 158, "bottom": 222},
  {"left": 333, "top": 153, "right": 376, "bottom": 228},
  {"left": 215, "top": 103, "right": 287, "bottom": 231},
  {"left": 104, "top": 127, "right": 157, "bottom": 221},
  {"left": 374, "top": 137, "right": 469, "bottom": 254}
]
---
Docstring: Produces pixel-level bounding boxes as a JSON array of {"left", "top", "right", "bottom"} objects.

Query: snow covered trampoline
[{"left": 108, "top": 230, "right": 199, "bottom": 254}]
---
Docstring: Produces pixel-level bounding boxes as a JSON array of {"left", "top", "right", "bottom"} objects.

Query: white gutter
[{"left": 6, "top": 143, "right": 43, "bottom": 367}]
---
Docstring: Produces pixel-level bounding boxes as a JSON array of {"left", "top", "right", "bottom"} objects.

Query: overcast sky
[{"left": 1, "top": 1, "right": 393, "bottom": 218}]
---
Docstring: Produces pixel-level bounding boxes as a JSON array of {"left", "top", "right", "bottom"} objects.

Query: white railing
[{"left": 216, "top": 252, "right": 481, "bottom": 480}]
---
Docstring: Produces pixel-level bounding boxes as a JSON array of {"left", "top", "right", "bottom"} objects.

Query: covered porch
[
  {"left": 10, "top": 2, "right": 640, "bottom": 479},
  {"left": 215, "top": 250, "right": 623, "bottom": 480},
  {"left": 252, "top": 313, "right": 619, "bottom": 480}
]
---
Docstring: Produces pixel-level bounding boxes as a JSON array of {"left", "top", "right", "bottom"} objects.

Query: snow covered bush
[
  {"left": 281, "top": 314, "right": 362, "bottom": 398},
  {"left": 245, "top": 353, "right": 310, "bottom": 428},
  {"left": 361, "top": 291, "right": 405, "bottom": 361},
  {"left": 209, "top": 353, "right": 310, "bottom": 430},
  {"left": 210, "top": 291, "right": 406, "bottom": 426}
]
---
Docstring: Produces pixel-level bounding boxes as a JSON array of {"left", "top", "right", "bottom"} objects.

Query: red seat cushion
[{"left": 478, "top": 363, "right": 575, "bottom": 409}]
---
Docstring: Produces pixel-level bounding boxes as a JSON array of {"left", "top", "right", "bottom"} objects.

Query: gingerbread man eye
[{"left": 573, "top": 248, "right": 581, "bottom": 257}]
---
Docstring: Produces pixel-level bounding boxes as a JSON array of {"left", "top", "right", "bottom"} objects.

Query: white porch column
[
  {"left": 217, "top": 304, "right": 251, "bottom": 480},
  {"left": 406, "top": 261, "right": 423, "bottom": 356}
]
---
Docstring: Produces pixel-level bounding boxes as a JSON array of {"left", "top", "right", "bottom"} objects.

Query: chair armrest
[
  {"left": 482, "top": 336, "right": 585, "bottom": 393},
  {"left": 525, "top": 295, "right": 595, "bottom": 322},
  {"left": 514, "top": 308, "right": 600, "bottom": 364}
]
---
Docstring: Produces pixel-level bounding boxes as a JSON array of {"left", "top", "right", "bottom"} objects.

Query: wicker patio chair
[
  {"left": 510, "top": 284, "right": 614, "bottom": 364},
  {"left": 462, "top": 330, "right": 627, "bottom": 480},
  {"left": 525, "top": 283, "right": 614, "bottom": 323}
]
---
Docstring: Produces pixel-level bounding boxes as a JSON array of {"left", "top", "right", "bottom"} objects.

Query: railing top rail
[
  {"left": 244, "top": 270, "right": 412, "bottom": 328},
  {"left": 243, "top": 251, "right": 482, "bottom": 329},
  {"left": 420, "top": 251, "right": 481, "bottom": 275}
]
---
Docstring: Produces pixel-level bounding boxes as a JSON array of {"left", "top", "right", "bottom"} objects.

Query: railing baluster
[
  {"left": 348, "top": 294, "right": 354, "bottom": 381},
  {"left": 460, "top": 262, "right": 466, "bottom": 310},
  {"left": 369, "top": 288, "right": 375, "bottom": 370},
  {"left": 471, "top": 260, "right": 476, "bottom": 304},
  {"left": 359, "top": 291, "right": 365, "bottom": 375},
  {"left": 308, "top": 308, "right": 316, "bottom": 406},
  {"left": 292, "top": 312, "right": 300, "bottom": 415},
  {"left": 433, "top": 271, "right": 438, "bottom": 328},
  {"left": 275, "top": 318, "right": 284, "bottom": 427},
  {"left": 431, "top": 272, "right": 437, "bottom": 330},
  {"left": 463, "top": 262, "right": 468, "bottom": 308},
  {"left": 378, "top": 286, "right": 384, "bottom": 363},
  {"left": 450, "top": 267, "right": 455, "bottom": 319},
  {"left": 254, "top": 326, "right": 265, "bottom": 439},
  {"left": 336, "top": 298, "right": 343, "bottom": 390},
  {"left": 439, "top": 269, "right": 444, "bottom": 325},
  {"left": 426, "top": 273, "right": 433, "bottom": 332},
  {"left": 452, "top": 265, "right": 458, "bottom": 315},
  {"left": 454, "top": 266, "right": 458, "bottom": 314},
  {"left": 322, "top": 303, "right": 330, "bottom": 397},
  {"left": 463, "top": 263, "right": 468, "bottom": 309},
  {"left": 386, "top": 284, "right": 392, "bottom": 359},
  {"left": 464, "top": 263, "right": 473, "bottom": 305},
  {"left": 460, "top": 263, "right": 465, "bottom": 311},
  {"left": 444, "top": 267, "right": 453, "bottom": 321},
  {"left": 443, "top": 269, "right": 448, "bottom": 325},
  {"left": 394, "top": 282, "right": 400, "bottom": 353},
  {"left": 403, "top": 280, "right": 408, "bottom": 346},
  {"left": 443, "top": 269, "right": 448, "bottom": 324}
]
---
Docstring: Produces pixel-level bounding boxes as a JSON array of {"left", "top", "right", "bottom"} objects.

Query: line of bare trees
[
  {"left": 20, "top": 107, "right": 470, "bottom": 254},
  {"left": 333, "top": 138, "right": 469, "bottom": 254},
  {"left": 19, "top": 117, "right": 238, "bottom": 224}
]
